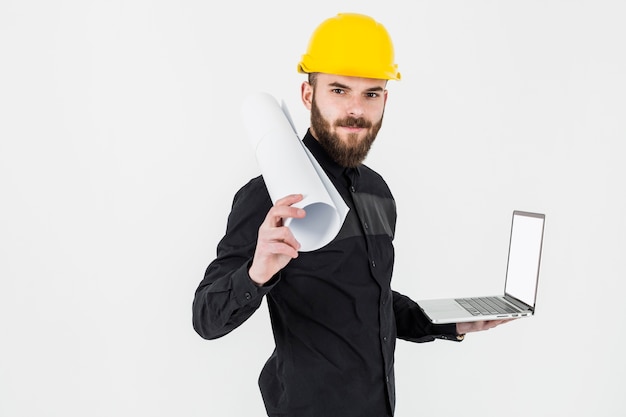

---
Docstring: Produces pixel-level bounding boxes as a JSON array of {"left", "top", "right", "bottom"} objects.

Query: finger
[
  {"left": 265, "top": 204, "right": 306, "bottom": 227},
  {"left": 271, "top": 194, "right": 306, "bottom": 223},
  {"left": 484, "top": 319, "right": 513, "bottom": 329},
  {"left": 274, "top": 193, "right": 304, "bottom": 207},
  {"left": 265, "top": 240, "right": 300, "bottom": 259},
  {"left": 255, "top": 231, "right": 301, "bottom": 261},
  {"left": 260, "top": 225, "right": 301, "bottom": 251}
]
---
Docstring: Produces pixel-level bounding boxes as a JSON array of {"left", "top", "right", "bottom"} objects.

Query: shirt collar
[{"left": 302, "top": 129, "right": 361, "bottom": 179}]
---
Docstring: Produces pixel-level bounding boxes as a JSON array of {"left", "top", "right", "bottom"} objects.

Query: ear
[{"left": 301, "top": 81, "right": 313, "bottom": 110}]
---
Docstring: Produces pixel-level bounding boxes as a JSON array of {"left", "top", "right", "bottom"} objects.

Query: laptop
[{"left": 417, "top": 210, "right": 545, "bottom": 324}]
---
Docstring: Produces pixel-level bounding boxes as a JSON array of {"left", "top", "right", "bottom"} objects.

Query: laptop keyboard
[{"left": 455, "top": 296, "right": 521, "bottom": 316}]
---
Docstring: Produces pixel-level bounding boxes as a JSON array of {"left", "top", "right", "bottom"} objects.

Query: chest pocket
[{"left": 350, "top": 192, "right": 396, "bottom": 239}]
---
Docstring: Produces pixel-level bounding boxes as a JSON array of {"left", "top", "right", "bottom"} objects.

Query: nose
[{"left": 346, "top": 95, "right": 365, "bottom": 118}]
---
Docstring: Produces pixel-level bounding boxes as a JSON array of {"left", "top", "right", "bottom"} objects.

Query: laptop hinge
[{"left": 504, "top": 294, "right": 533, "bottom": 312}]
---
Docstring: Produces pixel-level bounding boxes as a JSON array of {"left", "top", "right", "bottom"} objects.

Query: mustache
[{"left": 334, "top": 117, "right": 372, "bottom": 129}]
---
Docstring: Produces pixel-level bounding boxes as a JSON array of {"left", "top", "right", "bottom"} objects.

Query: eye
[
  {"left": 331, "top": 88, "right": 345, "bottom": 94},
  {"left": 366, "top": 92, "right": 379, "bottom": 98}
]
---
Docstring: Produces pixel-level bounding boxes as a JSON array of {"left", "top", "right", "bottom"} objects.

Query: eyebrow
[{"left": 328, "top": 82, "right": 385, "bottom": 93}]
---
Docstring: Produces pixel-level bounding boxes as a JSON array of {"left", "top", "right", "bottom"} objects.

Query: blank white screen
[{"left": 505, "top": 213, "right": 545, "bottom": 306}]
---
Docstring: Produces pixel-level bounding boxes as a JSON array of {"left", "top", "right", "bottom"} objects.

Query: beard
[{"left": 310, "top": 97, "right": 383, "bottom": 168}]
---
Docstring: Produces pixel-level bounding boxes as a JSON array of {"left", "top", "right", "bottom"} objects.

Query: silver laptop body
[{"left": 417, "top": 210, "right": 545, "bottom": 324}]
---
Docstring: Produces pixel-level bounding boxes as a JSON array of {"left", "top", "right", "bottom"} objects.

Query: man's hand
[
  {"left": 248, "top": 194, "right": 306, "bottom": 285},
  {"left": 456, "top": 319, "right": 514, "bottom": 335}
]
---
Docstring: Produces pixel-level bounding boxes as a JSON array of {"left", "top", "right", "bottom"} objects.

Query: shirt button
[
  {"left": 244, "top": 292, "right": 252, "bottom": 300},
  {"left": 383, "top": 336, "right": 388, "bottom": 342},
  {"left": 371, "top": 260, "right": 376, "bottom": 268},
  {"left": 350, "top": 186, "right": 356, "bottom": 193},
  {"left": 386, "top": 376, "right": 390, "bottom": 383},
  {"left": 363, "top": 222, "right": 369, "bottom": 230}
]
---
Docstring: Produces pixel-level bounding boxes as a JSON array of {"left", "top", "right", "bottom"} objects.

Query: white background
[{"left": 1, "top": 1, "right": 625, "bottom": 416}]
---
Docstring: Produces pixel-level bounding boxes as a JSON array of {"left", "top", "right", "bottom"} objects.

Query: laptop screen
[{"left": 504, "top": 211, "right": 545, "bottom": 308}]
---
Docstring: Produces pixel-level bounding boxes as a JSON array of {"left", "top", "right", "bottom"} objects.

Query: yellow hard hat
[{"left": 297, "top": 13, "right": 401, "bottom": 81}]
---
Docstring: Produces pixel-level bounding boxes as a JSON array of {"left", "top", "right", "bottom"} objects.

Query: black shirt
[{"left": 193, "top": 130, "right": 459, "bottom": 417}]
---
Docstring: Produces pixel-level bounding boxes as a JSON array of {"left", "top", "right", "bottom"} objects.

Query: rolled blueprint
[{"left": 241, "top": 92, "right": 349, "bottom": 252}]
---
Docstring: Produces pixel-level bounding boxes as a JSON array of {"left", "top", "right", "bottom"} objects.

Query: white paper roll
[{"left": 241, "top": 92, "right": 349, "bottom": 252}]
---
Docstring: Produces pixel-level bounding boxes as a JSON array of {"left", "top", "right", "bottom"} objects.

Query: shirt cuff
[
  {"left": 231, "top": 261, "right": 281, "bottom": 307},
  {"left": 433, "top": 323, "right": 465, "bottom": 342}
]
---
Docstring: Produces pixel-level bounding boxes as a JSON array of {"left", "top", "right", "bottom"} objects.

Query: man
[{"left": 193, "top": 13, "right": 508, "bottom": 417}]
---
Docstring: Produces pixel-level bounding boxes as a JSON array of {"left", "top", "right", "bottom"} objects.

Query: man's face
[{"left": 301, "top": 73, "right": 388, "bottom": 168}]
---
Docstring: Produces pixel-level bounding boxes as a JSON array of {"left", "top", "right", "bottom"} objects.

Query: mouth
[{"left": 339, "top": 125, "right": 365, "bottom": 132}]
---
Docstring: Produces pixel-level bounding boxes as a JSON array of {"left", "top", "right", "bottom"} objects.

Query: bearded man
[{"left": 193, "top": 13, "right": 507, "bottom": 417}]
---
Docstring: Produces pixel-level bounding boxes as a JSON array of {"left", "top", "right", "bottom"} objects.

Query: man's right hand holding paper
[{"left": 248, "top": 194, "right": 306, "bottom": 285}]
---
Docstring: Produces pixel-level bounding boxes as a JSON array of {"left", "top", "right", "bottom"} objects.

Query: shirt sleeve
[
  {"left": 392, "top": 291, "right": 461, "bottom": 343},
  {"left": 192, "top": 177, "right": 277, "bottom": 340}
]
